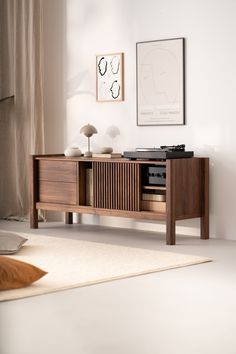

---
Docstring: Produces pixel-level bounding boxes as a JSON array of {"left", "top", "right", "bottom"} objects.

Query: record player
[{"left": 123, "top": 144, "right": 194, "bottom": 160}]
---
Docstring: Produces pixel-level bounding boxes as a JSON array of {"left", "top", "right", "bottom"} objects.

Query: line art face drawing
[
  {"left": 137, "top": 38, "right": 185, "bottom": 126},
  {"left": 96, "top": 53, "right": 124, "bottom": 102}
]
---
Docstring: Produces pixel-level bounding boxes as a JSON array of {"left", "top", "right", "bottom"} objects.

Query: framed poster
[
  {"left": 136, "top": 38, "right": 185, "bottom": 126},
  {"left": 96, "top": 53, "right": 124, "bottom": 102}
]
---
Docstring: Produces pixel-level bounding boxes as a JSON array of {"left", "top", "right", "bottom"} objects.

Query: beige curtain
[{"left": 0, "top": 0, "right": 45, "bottom": 218}]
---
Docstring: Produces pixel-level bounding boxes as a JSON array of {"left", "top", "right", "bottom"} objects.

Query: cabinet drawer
[
  {"left": 39, "top": 160, "right": 77, "bottom": 183},
  {"left": 39, "top": 181, "right": 77, "bottom": 204}
]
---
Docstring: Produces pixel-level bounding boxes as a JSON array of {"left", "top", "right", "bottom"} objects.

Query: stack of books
[
  {"left": 141, "top": 191, "right": 166, "bottom": 212},
  {"left": 142, "top": 193, "right": 166, "bottom": 202},
  {"left": 92, "top": 153, "right": 122, "bottom": 158}
]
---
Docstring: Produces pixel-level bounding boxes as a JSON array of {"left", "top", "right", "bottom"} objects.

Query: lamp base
[{"left": 84, "top": 151, "right": 92, "bottom": 158}]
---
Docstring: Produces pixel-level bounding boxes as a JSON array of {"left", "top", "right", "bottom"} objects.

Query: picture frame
[
  {"left": 136, "top": 38, "right": 185, "bottom": 126},
  {"left": 96, "top": 52, "right": 124, "bottom": 102}
]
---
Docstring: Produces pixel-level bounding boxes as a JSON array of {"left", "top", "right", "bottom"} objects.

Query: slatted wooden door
[{"left": 93, "top": 162, "right": 140, "bottom": 211}]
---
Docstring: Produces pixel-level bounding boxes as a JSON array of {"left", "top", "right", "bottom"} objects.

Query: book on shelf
[
  {"left": 141, "top": 200, "right": 166, "bottom": 213},
  {"left": 92, "top": 153, "right": 122, "bottom": 158},
  {"left": 142, "top": 193, "right": 166, "bottom": 202}
]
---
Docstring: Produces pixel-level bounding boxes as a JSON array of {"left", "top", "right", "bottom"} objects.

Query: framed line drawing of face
[
  {"left": 96, "top": 53, "right": 124, "bottom": 102},
  {"left": 136, "top": 38, "right": 185, "bottom": 126}
]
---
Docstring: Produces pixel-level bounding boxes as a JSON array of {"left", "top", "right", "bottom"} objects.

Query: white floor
[{"left": 0, "top": 220, "right": 236, "bottom": 354}]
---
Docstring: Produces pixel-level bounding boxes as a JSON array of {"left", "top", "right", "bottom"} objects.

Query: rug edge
[{"left": 0, "top": 257, "right": 212, "bottom": 302}]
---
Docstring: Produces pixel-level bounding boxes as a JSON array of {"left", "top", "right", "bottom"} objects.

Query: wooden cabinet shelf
[{"left": 30, "top": 155, "right": 209, "bottom": 245}]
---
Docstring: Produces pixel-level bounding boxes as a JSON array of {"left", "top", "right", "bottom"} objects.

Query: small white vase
[{"left": 64, "top": 147, "right": 82, "bottom": 157}]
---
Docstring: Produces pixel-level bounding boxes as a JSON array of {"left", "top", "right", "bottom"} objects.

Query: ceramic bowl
[{"left": 64, "top": 147, "right": 82, "bottom": 157}]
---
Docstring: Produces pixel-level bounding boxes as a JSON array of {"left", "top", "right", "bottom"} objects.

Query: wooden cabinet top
[{"left": 34, "top": 154, "right": 206, "bottom": 165}]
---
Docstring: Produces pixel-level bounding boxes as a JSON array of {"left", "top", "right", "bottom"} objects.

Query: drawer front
[
  {"left": 39, "top": 160, "right": 77, "bottom": 183},
  {"left": 39, "top": 181, "right": 77, "bottom": 204}
]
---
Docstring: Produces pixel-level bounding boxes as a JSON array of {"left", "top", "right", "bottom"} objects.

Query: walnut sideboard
[{"left": 29, "top": 155, "right": 209, "bottom": 245}]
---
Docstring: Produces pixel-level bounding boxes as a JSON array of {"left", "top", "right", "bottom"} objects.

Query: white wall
[{"left": 65, "top": 0, "right": 236, "bottom": 239}]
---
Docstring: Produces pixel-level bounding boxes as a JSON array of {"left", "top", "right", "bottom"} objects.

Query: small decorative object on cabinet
[
  {"left": 64, "top": 146, "right": 82, "bottom": 157},
  {"left": 92, "top": 152, "right": 122, "bottom": 158},
  {"left": 30, "top": 155, "right": 209, "bottom": 245},
  {"left": 101, "top": 147, "right": 113, "bottom": 154},
  {"left": 105, "top": 125, "right": 120, "bottom": 151},
  {"left": 80, "top": 124, "right": 97, "bottom": 157}
]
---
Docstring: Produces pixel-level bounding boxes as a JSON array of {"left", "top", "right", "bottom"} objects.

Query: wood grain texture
[
  {"left": 39, "top": 160, "right": 77, "bottom": 183},
  {"left": 93, "top": 162, "right": 139, "bottom": 211},
  {"left": 39, "top": 181, "right": 77, "bottom": 205},
  {"left": 166, "top": 157, "right": 209, "bottom": 244},
  {"left": 36, "top": 202, "right": 167, "bottom": 220},
  {"left": 31, "top": 155, "right": 210, "bottom": 245},
  {"left": 36, "top": 155, "right": 167, "bottom": 165},
  {"left": 168, "top": 158, "right": 203, "bottom": 219},
  {"left": 78, "top": 162, "right": 87, "bottom": 205}
]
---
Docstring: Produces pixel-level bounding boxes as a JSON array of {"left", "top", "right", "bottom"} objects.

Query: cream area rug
[{"left": 0, "top": 233, "right": 211, "bottom": 302}]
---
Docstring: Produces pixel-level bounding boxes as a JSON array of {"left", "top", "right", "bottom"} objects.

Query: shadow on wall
[
  {"left": 196, "top": 144, "right": 236, "bottom": 239},
  {"left": 67, "top": 71, "right": 94, "bottom": 99}
]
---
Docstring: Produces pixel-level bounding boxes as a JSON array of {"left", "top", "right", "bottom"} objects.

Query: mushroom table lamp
[{"left": 80, "top": 124, "right": 98, "bottom": 157}]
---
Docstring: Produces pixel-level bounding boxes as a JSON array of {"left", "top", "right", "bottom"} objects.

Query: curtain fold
[
  {"left": 0, "top": 0, "right": 45, "bottom": 218},
  {"left": 0, "top": 0, "right": 14, "bottom": 100}
]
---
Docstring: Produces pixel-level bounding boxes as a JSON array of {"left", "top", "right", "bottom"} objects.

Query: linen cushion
[
  {"left": 0, "top": 232, "right": 27, "bottom": 255},
  {"left": 0, "top": 256, "right": 47, "bottom": 290}
]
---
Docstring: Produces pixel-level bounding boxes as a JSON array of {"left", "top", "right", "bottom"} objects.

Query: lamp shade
[
  {"left": 80, "top": 124, "right": 98, "bottom": 137},
  {"left": 106, "top": 125, "right": 120, "bottom": 139}
]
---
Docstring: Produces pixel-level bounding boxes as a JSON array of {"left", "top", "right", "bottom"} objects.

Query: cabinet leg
[
  {"left": 200, "top": 216, "right": 209, "bottom": 239},
  {"left": 201, "top": 158, "right": 209, "bottom": 239},
  {"left": 166, "top": 218, "right": 176, "bottom": 245},
  {"left": 65, "top": 212, "right": 73, "bottom": 224},
  {"left": 30, "top": 209, "right": 38, "bottom": 229}
]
